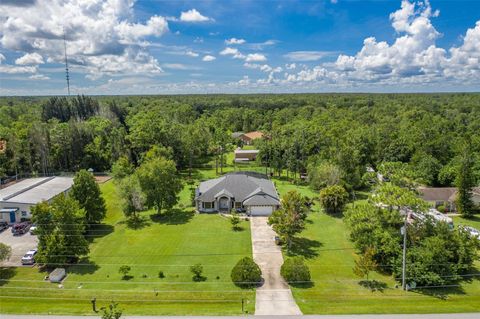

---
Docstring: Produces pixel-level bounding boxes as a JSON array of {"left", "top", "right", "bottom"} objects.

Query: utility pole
[{"left": 401, "top": 211, "right": 408, "bottom": 290}]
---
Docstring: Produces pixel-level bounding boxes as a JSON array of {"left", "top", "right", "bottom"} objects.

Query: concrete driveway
[
  {"left": 0, "top": 227, "right": 38, "bottom": 266},
  {"left": 250, "top": 216, "right": 302, "bottom": 315}
]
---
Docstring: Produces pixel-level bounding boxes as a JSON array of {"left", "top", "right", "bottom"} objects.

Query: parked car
[
  {"left": 0, "top": 221, "right": 8, "bottom": 232},
  {"left": 459, "top": 225, "right": 480, "bottom": 240},
  {"left": 12, "top": 222, "right": 31, "bottom": 235},
  {"left": 29, "top": 224, "right": 38, "bottom": 235},
  {"left": 21, "top": 249, "right": 37, "bottom": 265}
]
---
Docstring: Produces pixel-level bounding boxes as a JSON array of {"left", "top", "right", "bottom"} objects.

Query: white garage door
[{"left": 249, "top": 206, "right": 274, "bottom": 216}]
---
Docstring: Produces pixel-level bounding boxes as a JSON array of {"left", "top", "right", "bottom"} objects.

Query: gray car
[{"left": 21, "top": 249, "right": 37, "bottom": 265}]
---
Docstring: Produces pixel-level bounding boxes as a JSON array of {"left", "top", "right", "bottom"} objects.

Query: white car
[
  {"left": 29, "top": 225, "right": 37, "bottom": 235},
  {"left": 459, "top": 226, "right": 480, "bottom": 240},
  {"left": 21, "top": 249, "right": 37, "bottom": 265}
]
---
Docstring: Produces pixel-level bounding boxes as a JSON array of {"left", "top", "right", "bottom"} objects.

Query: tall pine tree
[{"left": 455, "top": 142, "right": 476, "bottom": 218}]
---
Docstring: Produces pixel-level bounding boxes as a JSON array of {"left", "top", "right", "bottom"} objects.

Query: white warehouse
[{"left": 0, "top": 176, "right": 74, "bottom": 224}]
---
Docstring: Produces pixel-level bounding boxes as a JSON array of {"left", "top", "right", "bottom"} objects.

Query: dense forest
[{"left": 1, "top": 93, "right": 480, "bottom": 190}]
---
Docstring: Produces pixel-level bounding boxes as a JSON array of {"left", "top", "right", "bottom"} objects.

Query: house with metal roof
[
  {"left": 0, "top": 176, "right": 74, "bottom": 224},
  {"left": 195, "top": 171, "right": 280, "bottom": 216}
]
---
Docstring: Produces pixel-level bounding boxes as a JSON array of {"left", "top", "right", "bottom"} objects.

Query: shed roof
[{"left": 0, "top": 177, "right": 74, "bottom": 204}]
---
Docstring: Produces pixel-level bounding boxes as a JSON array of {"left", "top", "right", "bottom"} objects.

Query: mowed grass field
[
  {"left": 0, "top": 181, "right": 255, "bottom": 315},
  {"left": 276, "top": 182, "right": 480, "bottom": 314}
]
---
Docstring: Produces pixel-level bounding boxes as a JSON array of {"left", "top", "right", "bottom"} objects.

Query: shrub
[
  {"left": 319, "top": 185, "right": 348, "bottom": 214},
  {"left": 158, "top": 271, "right": 165, "bottom": 279},
  {"left": 231, "top": 257, "right": 262, "bottom": 288},
  {"left": 118, "top": 265, "right": 131, "bottom": 280},
  {"left": 230, "top": 210, "right": 241, "bottom": 230},
  {"left": 437, "top": 204, "right": 446, "bottom": 213},
  {"left": 190, "top": 263, "right": 205, "bottom": 282},
  {"left": 281, "top": 257, "right": 311, "bottom": 285}
]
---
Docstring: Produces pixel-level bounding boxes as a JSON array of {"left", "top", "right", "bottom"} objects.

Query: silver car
[
  {"left": 21, "top": 249, "right": 37, "bottom": 265},
  {"left": 459, "top": 226, "right": 480, "bottom": 240}
]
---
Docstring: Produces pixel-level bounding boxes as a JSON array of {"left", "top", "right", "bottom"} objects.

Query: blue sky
[{"left": 0, "top": 0, "right": 479, "bottom": 95}]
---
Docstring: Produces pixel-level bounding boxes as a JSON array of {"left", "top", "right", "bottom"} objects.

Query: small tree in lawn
[
  {"left": 230, "top": 210, "right": 241, "bottom": 231},
  {"left": 136, "top": 156, "right": 182, "bottom": 215},
  {"left": 0, "top": 243, "right": 12, "bottom": 263},
  {"left": 70, "top": 169, "right": 107, "bottom": 225},
  {"left": 190, "top": 263, "right": 205, "bottom": 282},
  {"left": 111, "top": 156, "right": 134, "bottom": 181},
  {"left": 268, "top": 190, "right": 309, "bottom": 250},
  {"left": 319, "top": 185, "right": 348, "bottom": 214},
  {"left": 353, "top": 246, "right": 377, "bottom": 281},
  {"left": 119, "top": 265, "right": 131, "bottom": 280},
  {"left": 118, "top": 175, "right": 145, "bottom": 222}
]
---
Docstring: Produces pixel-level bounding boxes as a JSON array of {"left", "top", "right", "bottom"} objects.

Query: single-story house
[
  {"left": 234, "top": 149, "right": 259, "bottom": 162},
  {"left": 195, "top": 171, "right": 280, "bottom": 216},
  {"left": 418, "top": 186, "right": 480, "bottom": 212},
  {"left": 0, "top": 176, "right": 74, "bottom": 224},
  {"left": 231, "top": 132, "right": 244, "bottom": 139},
  {"left": 239, "top": 131, "right": 264, "bottom": 145}
]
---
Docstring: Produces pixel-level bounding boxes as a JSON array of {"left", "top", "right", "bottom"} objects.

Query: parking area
[{"left": 0, "top": 228, "right": 38, "bottom": 266}]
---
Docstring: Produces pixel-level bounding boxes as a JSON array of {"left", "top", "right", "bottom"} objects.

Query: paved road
[
  {"left": 249, "top": 216, "right": 302, "bottom": 316},
  {"left": 2, "top": 314, "right": 480, "bottom": 318},
  {"left": 0, "top": 227, "right": 38, "bottom": 266}
]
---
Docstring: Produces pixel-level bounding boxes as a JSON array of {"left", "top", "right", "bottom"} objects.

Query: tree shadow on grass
[
  {"left": 288, "top": 280, "right": 315, "bottom": 289},
  {"left": 67, "top": 258, "right": 100, "bottom": 275},
  {"left": 287, "top": 237, "right": 322, "bottom": 259},
  {"left": 0, "top": 267, "right": 17, "bottom": 286},
  {"left": 150, "top": 209, "right": 194, "bottom": 225},
  {"left": 358, "top": 280, "right": 388, "bottom": 292},
  {"left": 117, "top": 215, "right": 151, "bottom": 230},
  {"left": 410, "top": 284, "right": 466, "bottom": 300},
  {"left": 86, "top": 224, "right": 114, "bottom": 242},
  {"left": 232, "top": 226, "right": 245, "bottom": 232},
  {"left": 192, "top": 275, "right": 207, "bottom": 282}
]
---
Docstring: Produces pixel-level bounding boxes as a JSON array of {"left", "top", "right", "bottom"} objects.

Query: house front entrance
[{"left": 219, "top": 197, "right": 230, "bottom": 211}]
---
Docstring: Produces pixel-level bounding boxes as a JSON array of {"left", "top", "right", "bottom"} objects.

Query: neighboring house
[
  {"left": 234, "top": 149, "right": 259, "bottom": 162},
  {"left": 239, "top": 131, "right": 264, "bottom": 145},
  {"left": 0, "top": 176, "right": 74, "bottom": 224},
  {"left": 418, "top": 187, "right": 480, "bottom": 212},
  {"left": 231, "top": 132, "right": 244, "bottom": 139},
  {"left": 195, "top": 171, "right": 280, "bottom": 216}
]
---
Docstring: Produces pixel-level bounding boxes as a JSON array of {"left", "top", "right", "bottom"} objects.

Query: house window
[
  {"left": 21, "top": 211, "right": 28, "bottom": 217},
  {"left": 203, "top": 202, "right": 213, "bottom": 209},
  {"left": 234, "top": 202, "right": 242, "bottom": 208}
]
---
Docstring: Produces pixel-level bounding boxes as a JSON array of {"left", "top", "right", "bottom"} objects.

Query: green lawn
[
  {"left": 453, "top": 215, "right": 480, "bottom": 230},
  {"left": 286, "top": 208, "right": 480, "bottom": 314},
  {"left": 0, "top": 181, "right": 255, "bottom": 315}
]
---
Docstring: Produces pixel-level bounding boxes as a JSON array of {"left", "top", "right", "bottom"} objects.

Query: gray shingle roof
[{"left": 196, "top": 171, "right": 279, "bottom": 206}]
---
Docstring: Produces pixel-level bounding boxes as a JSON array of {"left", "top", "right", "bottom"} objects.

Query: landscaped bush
[
  {"left": 281, "top": 257, "right": 311, "bottom": 286},
  {"left": 190, "top": 263, "right": 205, "bottom": 282},
  {"left": 158, "top": 271, "right": 165, "bottom": 279},
  {"left": 118, "top": 265, "right": 132, "bottom": 280},
  {"left": 230, "top": 257, "right": 262, "bottom": 288},
  {"left": 437, "top": 204, "right": 446, "bottom": 213}
]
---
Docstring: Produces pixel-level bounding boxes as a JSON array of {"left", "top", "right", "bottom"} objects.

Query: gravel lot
[{"left": 0, "top": 227, "right": 38, "bottom": 267}]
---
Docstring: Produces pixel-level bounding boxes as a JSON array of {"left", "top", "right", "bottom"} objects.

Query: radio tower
[{"left": 63, "top": 28, "right": 71, "bottom": 96}]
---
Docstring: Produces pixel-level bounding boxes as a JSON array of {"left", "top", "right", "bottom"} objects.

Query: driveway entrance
[{"left": 249, "top": 216, "right": 302, "bottom": 315}]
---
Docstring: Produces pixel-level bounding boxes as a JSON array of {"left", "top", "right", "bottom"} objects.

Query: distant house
[
  {"left": 234, "top": 149, "right": 259, "bottom": 162},
  {"left": 239, "top": 131, "right": 264, "bottom": 145},
  {"left": 0, "top": 176, "right": 74, "bottom": 224},
  {"left": 418, "top": 187, "right": 480, "bottom": 212},
  {"left": 195, "top": 171, "right": 280, "bottom": 216},
  {"left": 231, "top": 132, "right": 244, "bottom": 139}
]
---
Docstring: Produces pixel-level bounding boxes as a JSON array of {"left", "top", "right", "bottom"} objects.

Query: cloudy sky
[{"left": 0, "top": 0, "right": 479, "bottom": 95}]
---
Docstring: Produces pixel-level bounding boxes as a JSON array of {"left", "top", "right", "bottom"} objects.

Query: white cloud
[
  {"left": 0, "top": 65, "right": 37, "bottom": 74},
  {"left": 0, "top": 0, "right": 168, "bottom": 80},
  {"left": 220, "top": 47, "right": 245, "bottom": 59},
  {"left": 285, "top": 63, "right": 297, "bottom": 70},
  {"left": 245, "top": 53, "right": 267, "bottom": 62},
  {"left": 29, "top": 74, "right": 50, "bottom": 80},
  {"left": 180, "top": 9, "right": 211, "bottom": 22},
  {"left": 284, "top": 51, "right": 331, "bottom": 61},
  {"left": 331, "top": 0, "right": 338, "bottom": 4},
  {"left": 194, "top": 37, "right": 204, "bottom": 43},
  {"left": 186, "top": 50, "right": 199, "bottom": 57},
  {"left": 225, "top": 38, "right": 246, "bottom": 45},
  {"left": 15, "top": 53, "right": 44, "bottom": 65},
  {"left": 202, "top": 55, "right": 216, "bottom": 62}
]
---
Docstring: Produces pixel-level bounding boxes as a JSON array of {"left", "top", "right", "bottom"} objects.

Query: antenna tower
[{"left": 63, "top": 28, "right": 71, "bottom": 96}]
